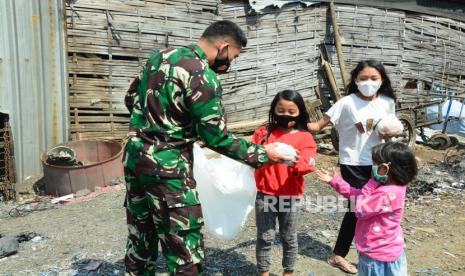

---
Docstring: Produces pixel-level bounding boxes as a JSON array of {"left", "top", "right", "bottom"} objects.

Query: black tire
[
  {"left": 394, "top": 113, "right": 416, "bottom": 149},
  {"left": 330, "top": 127, "right": 339, "bottom": 152},
  {"left": 429, "top": 133, "right": 452, "bottom": 150},
  {"left": 449, "top": 136, "right": 459, "bottom": 147}
]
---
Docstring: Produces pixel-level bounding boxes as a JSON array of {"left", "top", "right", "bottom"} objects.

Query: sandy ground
[{"left": 0, "top": 145, "right": 464, "bottom": 276}]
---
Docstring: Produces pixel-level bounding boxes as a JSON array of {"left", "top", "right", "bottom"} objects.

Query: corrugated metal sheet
[
  {"left": 0, "top": 0, "right": 68, "bottom": 190},
  {"left": 248, "top": 0, "right": 465, "bottom": 21},
  {"left": 248, "top": 0, "right": 318, "bottom": 12}
]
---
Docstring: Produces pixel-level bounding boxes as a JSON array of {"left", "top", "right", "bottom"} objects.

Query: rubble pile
[{"left": 408, "top": 152, "right": 465, "bottom": 198}]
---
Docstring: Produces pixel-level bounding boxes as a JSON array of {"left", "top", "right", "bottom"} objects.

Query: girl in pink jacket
[{"left": 316, "top": 142, "right": 418, "bottom": 276}]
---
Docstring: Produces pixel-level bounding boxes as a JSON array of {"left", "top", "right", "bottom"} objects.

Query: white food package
[
  {"left": 273, "top": 142, "right": 297, "bottom": 165},
  {"left": 193, "top": 143, "right": 257, "bottom": 240},
  {"left": 376, "top": 114, "right": 404, "bottom": 136}
]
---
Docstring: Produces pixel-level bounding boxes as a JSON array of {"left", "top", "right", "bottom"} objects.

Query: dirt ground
[{"left": 0, "top": 144, "right": 464, "bottom": 276}]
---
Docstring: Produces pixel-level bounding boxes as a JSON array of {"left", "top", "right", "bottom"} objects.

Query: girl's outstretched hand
[{"left": 316, "top": 168, "right": 338, "bottom": 183}]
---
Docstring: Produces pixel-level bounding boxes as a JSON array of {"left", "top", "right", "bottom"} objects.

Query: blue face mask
[{"left": 372, "top": 164, "right": 389, "bottom": 183}]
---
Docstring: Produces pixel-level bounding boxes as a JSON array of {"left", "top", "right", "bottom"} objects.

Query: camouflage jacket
[{"left": 124, "top": 44, "right": 269, "bottom": 179}]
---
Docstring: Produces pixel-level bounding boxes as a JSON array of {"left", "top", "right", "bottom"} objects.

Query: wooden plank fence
[
  {"left": 319, "top": 4, "right": 464, "bottom": 106},
  {"left": 320, "top": 4, "right": 404, "bottom": 98},
  {"left": 220, "top": 2, "right": 321, "bottom": 123},
  {"left": 66, "top": 1, "right": 465, "bottom": 139},
  {"left": 67, "top": 0, "right": 218, "bottom": 139}
]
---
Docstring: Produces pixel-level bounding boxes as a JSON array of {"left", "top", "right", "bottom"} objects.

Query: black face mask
[
  {"left": 211, "top": 47, "right": 231, "bottom": 74},
  {"left": 274, "top": 114, "right": 298, "bottom": 129}
]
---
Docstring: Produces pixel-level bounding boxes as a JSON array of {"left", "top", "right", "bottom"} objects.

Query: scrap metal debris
[
  {"left": 8, "top": 197, "right": 54, "bottom": 217},
  {"left": 16, "top": 232, "right": 42, "bottom": 243},
  {"left": 46, "top": 146, "right": 82, "bottom": 167},
  {"left": 68, "top": 257, "right": 125, "bottom": 276},
  {"left": 408, "top": 150, "right": 465, "bottom": 199}
]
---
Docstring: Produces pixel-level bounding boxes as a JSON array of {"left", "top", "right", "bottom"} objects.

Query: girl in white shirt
[{"left": 308, "top": 60, "right": 396, "bottom": 274}]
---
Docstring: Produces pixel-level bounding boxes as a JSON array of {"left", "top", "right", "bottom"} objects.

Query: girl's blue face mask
[{"left": 372, "top": 163, "right": 390, "bottom": 183}]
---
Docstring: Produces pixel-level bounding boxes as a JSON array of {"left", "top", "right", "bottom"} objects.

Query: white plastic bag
[
  {"left": 273, "top": 142, "right": 297, "bottom": 165},
  {"left": 376, "top": 114, "right": 404, "bottom": 136},
  {"left": 193, "top": 143, "right": 257, "bottom": 240}
]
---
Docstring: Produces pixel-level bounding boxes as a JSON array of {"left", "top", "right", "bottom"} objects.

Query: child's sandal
[{"left": 327, "top": 255, "right": 357, "bottom": 274}]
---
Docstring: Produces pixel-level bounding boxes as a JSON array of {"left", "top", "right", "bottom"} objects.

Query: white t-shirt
[{"left": 326, "top": 94, "right": 396, "bottom": 166}]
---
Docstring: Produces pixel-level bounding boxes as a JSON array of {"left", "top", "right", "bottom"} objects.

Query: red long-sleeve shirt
[{"left": 252, "top": 126, "right": 317, "bottom": 197}]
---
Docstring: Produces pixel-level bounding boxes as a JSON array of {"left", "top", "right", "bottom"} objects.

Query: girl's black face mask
[{"left": 274, "top": 114, "right": 298, "bottom": 129}]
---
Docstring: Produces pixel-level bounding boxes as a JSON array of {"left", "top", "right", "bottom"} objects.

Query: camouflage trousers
[{"left": 124, "top": 168, "right": 205, "bottom": 275}]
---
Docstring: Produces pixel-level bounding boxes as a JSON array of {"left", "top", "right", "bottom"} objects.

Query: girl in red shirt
[{"left": 253, "top": 90, "right": 317, "bottom": 276}]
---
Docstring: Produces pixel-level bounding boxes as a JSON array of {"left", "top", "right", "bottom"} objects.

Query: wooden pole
[
  {"left": 314, "top": 84, "right": 331, "bottom": 110},
  {"left": 329, "top": 0, "right": 350, "bottom": 89},
  {"left": 322, "top": 59, "right": 341, "bottom": 101}
]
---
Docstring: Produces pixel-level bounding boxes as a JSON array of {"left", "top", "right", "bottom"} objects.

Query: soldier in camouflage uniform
[{"left": 123, "top": 20, "right": 292, "bottom": 275}]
